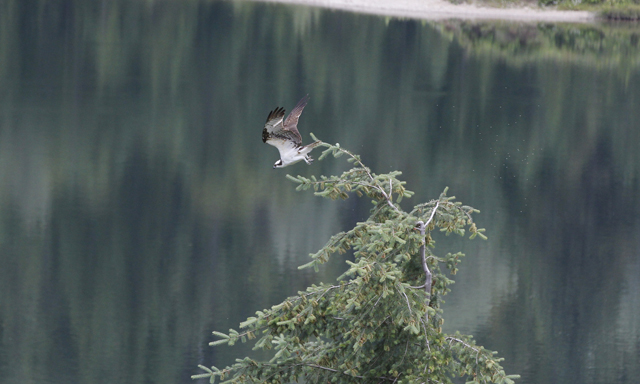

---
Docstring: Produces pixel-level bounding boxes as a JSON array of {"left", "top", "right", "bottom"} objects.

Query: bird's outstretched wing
[
  {"left": 262, "top": 95, "right": 309, "bottom": 151},
  {"left": 262, "top": 107, "right": 285, "bottom": 140},
  {"left": 283, "top": 95, "right": 309, "bottom": 136}
]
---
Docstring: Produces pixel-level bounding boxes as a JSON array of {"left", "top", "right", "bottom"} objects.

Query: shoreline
[{"left": 255, "top": 0, "right": 596, "bottom": 23}]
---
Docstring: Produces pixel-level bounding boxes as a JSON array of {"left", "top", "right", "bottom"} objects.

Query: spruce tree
[{"left": 193, "top": 138, "right": 519, "bottom": 384}]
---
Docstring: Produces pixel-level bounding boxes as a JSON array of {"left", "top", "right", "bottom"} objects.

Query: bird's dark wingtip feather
[{"left": 266, "top": 106, "right": 285, "bottom": 123}]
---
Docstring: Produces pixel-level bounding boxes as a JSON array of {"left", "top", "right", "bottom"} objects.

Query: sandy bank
[{"left": 256, "top": 0, "right": 596, "bottom": 23}]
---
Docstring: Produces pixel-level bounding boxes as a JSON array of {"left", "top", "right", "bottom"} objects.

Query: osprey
[{"left": 262, "top": 95, "right": 321, "bottom": 168}]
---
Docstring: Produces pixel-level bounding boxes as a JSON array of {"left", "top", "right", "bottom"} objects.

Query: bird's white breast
[{"left": 280, "top": 146, "right": 305, "bottom": 165}]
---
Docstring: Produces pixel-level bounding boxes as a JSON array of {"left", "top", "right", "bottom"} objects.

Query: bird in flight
[{"left": 262, "top": 95, "right": 321, "bottom": 168}]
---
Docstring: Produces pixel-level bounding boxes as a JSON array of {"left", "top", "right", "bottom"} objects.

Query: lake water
[{"left": 0, "top": 1, "right": 639, "bottom": 384}]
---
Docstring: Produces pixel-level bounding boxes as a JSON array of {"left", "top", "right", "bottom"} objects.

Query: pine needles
[{"left": 193, "top": 141, "right": 518, "bottom": 384}]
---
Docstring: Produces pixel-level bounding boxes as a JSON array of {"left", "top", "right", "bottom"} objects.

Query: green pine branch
[{"left": 193, "top": 140, "right": 518, "bottom": 384}]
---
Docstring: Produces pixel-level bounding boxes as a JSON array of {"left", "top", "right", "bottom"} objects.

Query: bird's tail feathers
[
  {"left": 301, "top": 141, "right": 321, "bottom": 165},
  {"left": 301, "top": 140, "right": 322, "bottom": 154}
]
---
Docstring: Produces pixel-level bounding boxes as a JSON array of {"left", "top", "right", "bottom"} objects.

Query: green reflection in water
[
  {"left": 436, "top": 21, "right": 640, "bottom": 71},
  {"left": 0, "top": 1, "right": 638, "bottom": 384}
]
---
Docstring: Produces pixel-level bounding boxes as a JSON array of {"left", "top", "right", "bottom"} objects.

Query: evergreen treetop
[{"left": 193, "top": 137, "right": 519, "bottom": 384}]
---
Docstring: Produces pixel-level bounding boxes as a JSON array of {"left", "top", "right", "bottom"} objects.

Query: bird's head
[{"left": 273, "top": 160, "right": 284, "bottom": 169}]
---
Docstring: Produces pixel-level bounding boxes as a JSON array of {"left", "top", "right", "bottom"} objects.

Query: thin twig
[
  {"left": 425, "top": 201, "right": 440, "bottom": 228},
  {"left": 397, "top": 285, "right": 412, "bottom": 315},
  {"left": 333, "top": 146, "right": 401, "bottom": 214},
  {"left": 305, "top": 364, "right": 339, "bottom": 373},
  {"left": 398, "top": 339, "right": 410, "bottom": 375},
  {"left": 219, "top": 283, "right": 352, "bottom": 341},
  {"left": 374, "top": 293, "right": 384, "bottom": 307},
  {"left": 445, "top": 337, "right": 480, "bottom": 360},
  {"left": 415, "top": 202, "right": 439, "bottom": 323},
  {"left": 417, "top": 223, "right": 431, "bottom": 307},
  {"left": 446, "top": 336, "right": 491, "bottom": 379},
  {"left": 420, "top": 318, "right": 430, "bottom": 353},
  {"left": 303, "top": 363, "right": 395, "bottom": 381}
]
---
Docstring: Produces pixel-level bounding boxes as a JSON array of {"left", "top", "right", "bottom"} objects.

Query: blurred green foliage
[{"left": 599, "top": 3, "right": 640, "bottom": 19}]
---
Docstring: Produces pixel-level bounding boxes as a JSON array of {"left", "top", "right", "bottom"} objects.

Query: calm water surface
[{"left": 0, "top": 1, "right": 639, "bottom": 384}]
